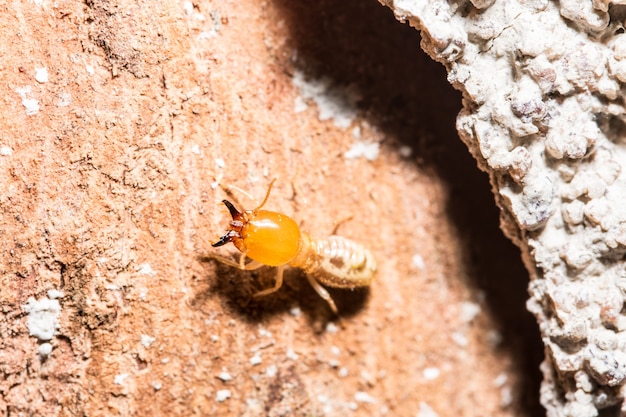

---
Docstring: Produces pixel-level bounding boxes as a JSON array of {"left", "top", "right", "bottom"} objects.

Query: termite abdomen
[{"left": 303, "top": 235, "right": 376, "bottom": 289}]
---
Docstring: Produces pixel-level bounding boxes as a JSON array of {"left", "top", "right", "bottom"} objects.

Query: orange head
[{"left": 212, "top": 199, "right": 302, "bottom": 267}]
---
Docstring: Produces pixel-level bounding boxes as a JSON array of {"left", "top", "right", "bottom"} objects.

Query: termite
[{"left": 210, "top": 179, "right": 376, "bottom": 316}]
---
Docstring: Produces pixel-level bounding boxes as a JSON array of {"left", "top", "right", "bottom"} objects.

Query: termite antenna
[
  {"left": 223, "top": 183, "right": 258, "bottom": 207},
  {"left": 255, "top": 178, "right": 276, "bottom": 211}
]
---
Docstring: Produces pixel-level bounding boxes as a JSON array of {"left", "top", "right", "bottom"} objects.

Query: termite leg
[
  {"left": 289, "top": 169, "right": 301, "bottom": 201},
  {"left": 210, "top": 253, "right": 264, "bottom": 271},
  {"left": 330, "top": 214, "right": 354, "bottom": 235},
  {"left": 253, "top": 265, "right": 286, "bottom": 298},
  {"left": 304, "top": 274, "right": 340, "bottom": 316}
]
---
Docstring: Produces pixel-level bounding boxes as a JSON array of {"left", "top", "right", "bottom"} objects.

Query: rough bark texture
[
  {"left": 380, "top": 0, "right": 626, "bottom": 416},
  {"left": 1, "top": 1, "right": 541, "bottom": 416}
]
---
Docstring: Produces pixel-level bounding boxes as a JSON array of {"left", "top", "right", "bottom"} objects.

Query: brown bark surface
[{"left": 0, "top": 0, "right": 542, "bottom": 416}]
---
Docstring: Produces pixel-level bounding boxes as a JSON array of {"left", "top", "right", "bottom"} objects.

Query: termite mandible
[{"left": 210, "top": 179, "right": 377, "bottom": 316}]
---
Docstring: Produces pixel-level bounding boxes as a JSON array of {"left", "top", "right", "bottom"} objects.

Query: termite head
[
  {"left": 212, "top": 199, "right": 247, "bottom": 253},
  {"left": 212, "top": 191, "right": 302, "bottom": 267}
]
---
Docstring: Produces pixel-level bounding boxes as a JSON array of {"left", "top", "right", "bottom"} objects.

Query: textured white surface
[
  {"left": 380, "top": 0, "right": 626, "bottom": 415},
  {"left": 23, "top": 296, "right": 61, "bottom": 342}
]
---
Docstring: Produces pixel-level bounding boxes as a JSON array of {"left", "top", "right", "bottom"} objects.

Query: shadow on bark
[{"left": 196, "top": 257, "right": 370, "bottom": 329}]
